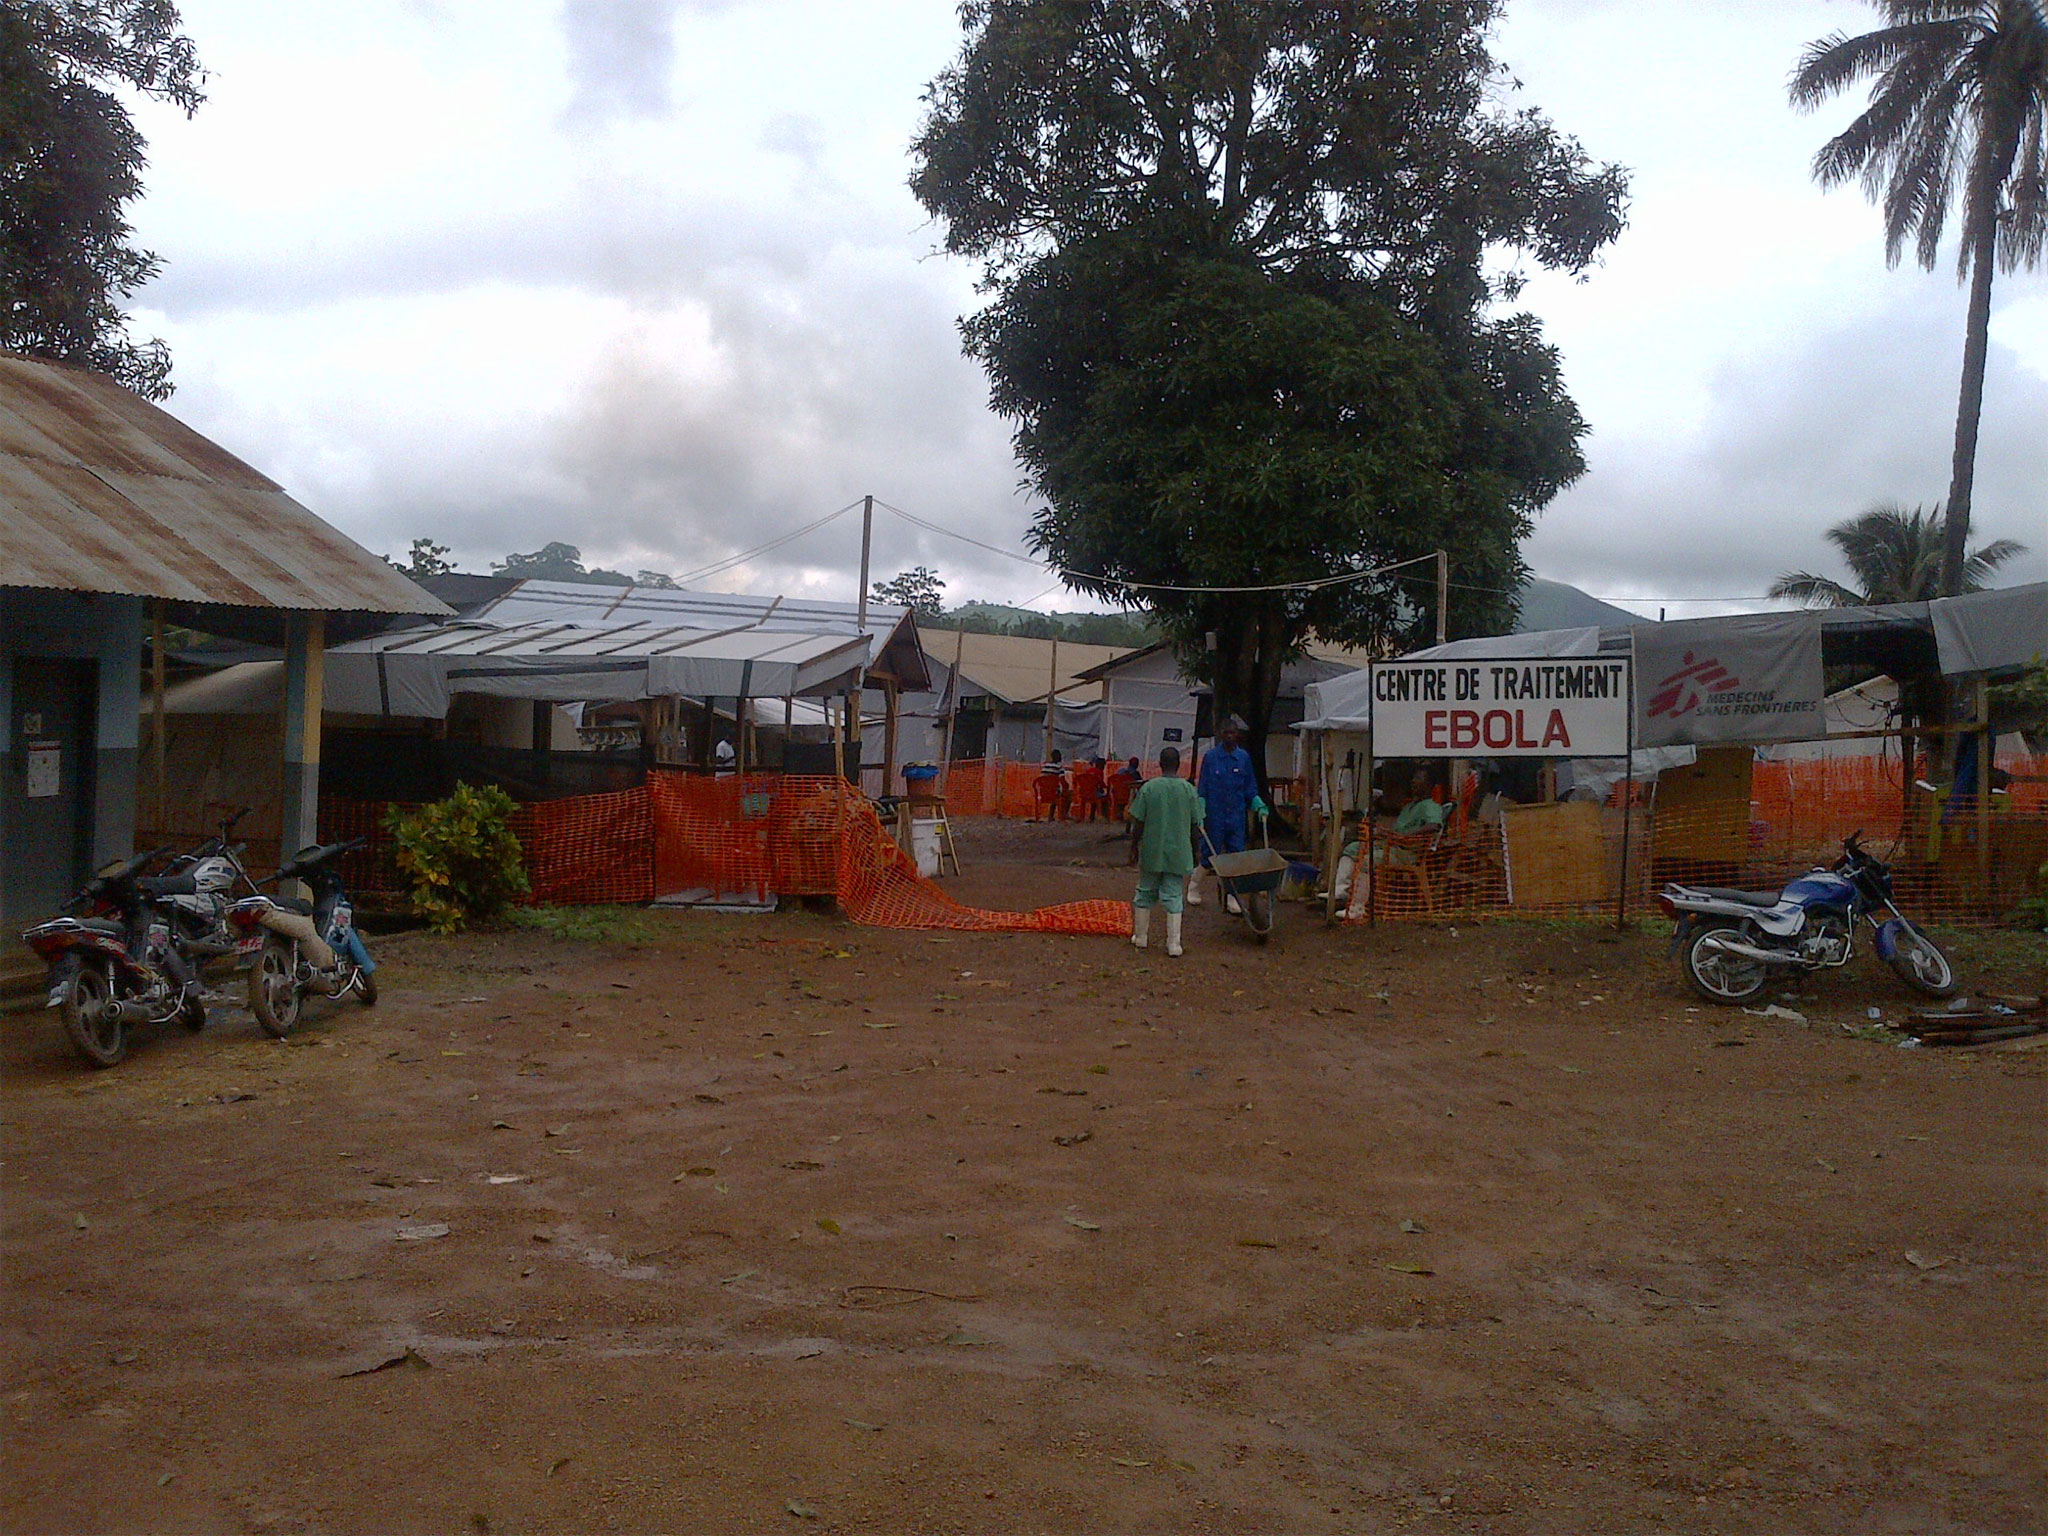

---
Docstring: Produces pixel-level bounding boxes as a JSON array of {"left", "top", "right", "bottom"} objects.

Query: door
[{"left": 3, "top": 659, "right": 97, "bottom": 925}]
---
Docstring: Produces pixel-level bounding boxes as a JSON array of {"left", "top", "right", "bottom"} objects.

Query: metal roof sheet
[
  {"left": 465, "top": 579, "right": 930, "bottom": 688},
  {"left": 0, "top": 352, "right": 450, "bottom": 616}
]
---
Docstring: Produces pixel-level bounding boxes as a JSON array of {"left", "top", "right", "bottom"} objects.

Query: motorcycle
[
  {"left": 1658, "top": 832, "right": 1956, "bottom": 1006},
  {"left": 157, "top": 807, "right": 262, "bottom": 963},
  {"left": 20, "top": 849, "right": 208, "bottom": 1068},
  {"left": 229, "top": 838, "right": 378, "bottom": 1037}
]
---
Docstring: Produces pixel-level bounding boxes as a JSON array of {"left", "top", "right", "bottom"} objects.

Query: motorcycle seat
[
  {"left": 273, "top": 897, "right": 314, "bottom": 916},
  {"left": 76, "top": 918, "right": 125, "bottom": 936},
  {"left": 1694, "top": 887, "right": 1783, "bottom": 907},
  {"left": 137, "top": 873, "right": 198, "bottom": 897}
]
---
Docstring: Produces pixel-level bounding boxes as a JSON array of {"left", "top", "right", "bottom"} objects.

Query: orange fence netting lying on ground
[{"left": 324, "top": 772, "right": 1129, "bottom": 938}]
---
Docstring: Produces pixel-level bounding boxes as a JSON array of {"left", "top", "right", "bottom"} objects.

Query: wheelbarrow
[{"left": 1201, "top": 816, "right": 1289, "bottom": 944}]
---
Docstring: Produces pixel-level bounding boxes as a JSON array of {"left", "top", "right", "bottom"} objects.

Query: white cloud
[{"left": 120, "top": 0, "right": 2046, "bottom": 617}]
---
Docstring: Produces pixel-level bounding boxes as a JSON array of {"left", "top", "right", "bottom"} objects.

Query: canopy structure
[
  {"left": 435, "top": 579, "right": 931, "bottom": 692},
  {"left": 1301, "top": 584, "right": 2045, "bottom": 742},
  {"left": 337, "top": 620, "right": 871, "bottom": 712}
]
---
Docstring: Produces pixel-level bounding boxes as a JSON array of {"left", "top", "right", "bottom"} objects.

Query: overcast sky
[{"left": 128, "top": 0, "right": 2046, "bottom": 619}]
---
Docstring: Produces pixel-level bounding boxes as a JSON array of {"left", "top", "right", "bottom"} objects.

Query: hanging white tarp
[{"left": 1930, "top": 582, "right": 2046, "bottom": 676}]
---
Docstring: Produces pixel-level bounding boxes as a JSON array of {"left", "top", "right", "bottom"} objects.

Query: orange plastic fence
[
  {"left": 1344, "top": 753, "right": 2048, "bottom": 927},
  {"left": 325, "top": 773, "right": 1128, "bottom": 937}
]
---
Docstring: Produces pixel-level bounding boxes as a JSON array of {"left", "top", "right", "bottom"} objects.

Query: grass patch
[
  {"left": 509, "top": 905, "right": 669, "bottom": 945},
  {"left": 1929, "top": 926, "right": 2046, "bottom": 981}
]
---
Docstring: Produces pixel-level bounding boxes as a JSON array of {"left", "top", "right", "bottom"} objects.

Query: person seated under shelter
[
  {"left": 1071, "top": 756, "right": 1106, "bottom": 822},
  {"left": 1108, "top": 757, "right": 1143, "bottom": 820}
]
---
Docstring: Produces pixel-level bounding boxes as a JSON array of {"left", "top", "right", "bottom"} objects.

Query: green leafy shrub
[{"left": 385, "top": 783, "right": 530, "bottom": 933}]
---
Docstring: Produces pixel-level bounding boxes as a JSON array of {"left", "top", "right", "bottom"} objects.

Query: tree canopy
[
  {"left": 492, "top": 541, "right": 633, "bottom": 586},
  {"left": 0, "top": 0, "right": 203, "bottom": 398},
  {"left": 871, "top": 565, "right": 947, "bottom": 616},
  {"left": 912, "top": 0, "right": 1626, "bottom": 769}
]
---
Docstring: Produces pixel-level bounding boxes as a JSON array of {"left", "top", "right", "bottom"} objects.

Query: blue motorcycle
[{"left": 1659, "top": 832, "right": 1955, "bottom": 1006}]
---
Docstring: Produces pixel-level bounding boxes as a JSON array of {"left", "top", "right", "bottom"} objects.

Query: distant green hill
[{"left": 1516, "top": 577, "right": 1638, "bottom": 632}]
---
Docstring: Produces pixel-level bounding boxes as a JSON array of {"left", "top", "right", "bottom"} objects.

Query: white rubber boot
[
  {"left": 1185, "top": 871, "right": 1203, "bottom": 906},
  {"left": 1131, "top": 905, "right": 1151, "bottom": 949},
  {"left": 1165, "top": 910, "right": 1184, "bottom": 957}
]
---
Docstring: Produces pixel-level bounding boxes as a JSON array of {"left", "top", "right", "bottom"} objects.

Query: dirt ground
[{"left": 3, "top": 817, "right": 2044, "bottom": 1536}]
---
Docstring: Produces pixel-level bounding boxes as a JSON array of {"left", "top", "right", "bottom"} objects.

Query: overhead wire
[
  {"left": 669, "top": 499, "right": 864, "bottom": 586},
  {"left": 873, "top": 498, "right": 1440, "bottom": 595}
]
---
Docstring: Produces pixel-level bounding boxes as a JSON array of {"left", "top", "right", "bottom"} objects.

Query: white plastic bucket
[{"left": 910, "top": 817, "right": 941, "bottom": 878}]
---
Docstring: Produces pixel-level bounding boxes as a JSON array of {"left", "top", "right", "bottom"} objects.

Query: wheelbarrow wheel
[{"left": 1246, "top": 889, "right": 1273, "bottom": 943}]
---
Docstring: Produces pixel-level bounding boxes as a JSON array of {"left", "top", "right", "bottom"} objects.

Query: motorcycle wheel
[
  {"left": 1887, "top": 927, "right": 1957, "bottom": 998},
  {"left": 250, "top": 939, "right": 303, "bottom": 1038},
  {"left": 61, "top": 964, "right": 126, "bottom": 1069},
  {"left": 353, "top": 968, "right": 379, "bottom": 1007},
  {"left": 1683, "top": 924, "right": 1771, "bottom": 1005}
]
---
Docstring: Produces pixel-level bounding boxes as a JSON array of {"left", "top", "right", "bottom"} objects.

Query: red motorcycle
[{"left": 20, "top": 849, "right": 207, "bottom": 1068}]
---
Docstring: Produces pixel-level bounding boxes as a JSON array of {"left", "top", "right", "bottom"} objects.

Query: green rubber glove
[{"left": 1251, "top": 796, "right": 1269, "bottom": 819}]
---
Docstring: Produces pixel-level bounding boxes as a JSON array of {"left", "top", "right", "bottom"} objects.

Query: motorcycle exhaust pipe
[{"left": 1696, "top": 934, "right": 1804, "bottom": 966}]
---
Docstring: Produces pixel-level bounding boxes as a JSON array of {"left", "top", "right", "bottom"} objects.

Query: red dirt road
[{"left": 3, "top": 820, "right": 2043, "bottom": 1534}]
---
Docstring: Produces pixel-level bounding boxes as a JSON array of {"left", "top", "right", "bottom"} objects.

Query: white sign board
[
  {"left": 26, "top": 742, "right": 60, "bottom": 798},
  {"left": 1369, "top": 658, "right": 1631, "bottom": 758}
]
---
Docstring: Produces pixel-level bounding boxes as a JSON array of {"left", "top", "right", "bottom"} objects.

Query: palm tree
[
  {"left": 1791, "top": 3, "right": 2048, "bottom": 596},
  {"left": 1768, "top": 502, "right": 2027, "bottom": 605}
]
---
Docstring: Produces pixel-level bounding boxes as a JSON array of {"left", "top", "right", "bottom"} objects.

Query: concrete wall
[{"left": 1, "top": 589, "right": 143, "bottom": 923}]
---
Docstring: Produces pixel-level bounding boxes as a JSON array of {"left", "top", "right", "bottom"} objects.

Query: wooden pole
[
  {"left": 1617, "top": 661, "right": 1634, "bottom": 931},
  {"left": 851, "top": 495, "right": 873, "bottom": 792},
  {"left": 939, "top": 626, "right": 966, "bottom": 791},
  {"left": 1435, "top": 550, "right": 1449, "bottom": 648},
  {"left": 149, "top": 599, "right": 166, "bottom": 830},
  {"left": 1321, "top": 735, "right": 1345, "bottom": 925},
  {"left": 1043, "top": 634, "right": 1059, "bottom": 757},
  {"left": 1976, "top": 676, "right": 1991, "bottom": 901},
  {"left": 882, "top": 678, "right": 899, "bottom": 795}
]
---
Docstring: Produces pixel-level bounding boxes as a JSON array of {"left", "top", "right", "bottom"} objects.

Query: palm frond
[{"left": 1766, "top": 571, "right": 1864, "bottom": 607}]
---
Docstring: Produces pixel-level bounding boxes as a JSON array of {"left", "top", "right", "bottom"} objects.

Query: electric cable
[
  {"left": 669, "top": 499, "right": 864, "bottom": 586},
  {"left": 873, "top": 498, "right": 1439, "bottom": 595}
]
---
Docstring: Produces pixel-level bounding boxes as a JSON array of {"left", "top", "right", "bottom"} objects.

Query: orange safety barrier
[
  {"left": 326, "top": 773, "right": 1128, "bottom": 937},
  {"left": 1343, "top": 752, "right": 2048, "bottom": 927}
]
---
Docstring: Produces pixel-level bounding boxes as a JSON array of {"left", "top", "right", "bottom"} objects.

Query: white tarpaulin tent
[{"left": 339, "top": 620, "right": 871, "bottom": 707}]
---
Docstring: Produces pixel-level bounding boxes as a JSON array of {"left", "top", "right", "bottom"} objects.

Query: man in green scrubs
[{"left": 1125, "top": 745, "right": 1204, "bottom": 957}]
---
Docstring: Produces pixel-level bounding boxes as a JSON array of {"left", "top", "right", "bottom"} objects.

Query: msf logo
[{"left": 1646, "top": 651, "right": 1738, "bottom": 719}]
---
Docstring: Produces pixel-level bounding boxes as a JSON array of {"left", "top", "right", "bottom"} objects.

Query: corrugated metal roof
[
  {"left": 0, "top": 352, "right": 450, "bottom": 616},
  {"left": 464, "top": 579, "right": 930, "bottom": 688}
]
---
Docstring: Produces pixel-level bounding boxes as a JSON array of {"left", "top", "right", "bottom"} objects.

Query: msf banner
[
  {"left": 1634, "top": 613, "right": 1824, "bottom": 749},
  {"left": 1370, "top": 657, "right": 1632, "bottom": 758}
]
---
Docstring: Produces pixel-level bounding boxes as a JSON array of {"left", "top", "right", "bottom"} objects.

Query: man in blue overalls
[{"left": 1190, "top": 714, "right": 1263, "bottom": 914}]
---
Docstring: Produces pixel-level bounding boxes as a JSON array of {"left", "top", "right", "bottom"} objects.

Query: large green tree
[
  {"left": 911, "top": 0, "right": 1626, "bottom": 774},
  {"left": 0, "top": 1, "right": 203, "bottom": 398},
  {"left": 1792, "top": 2, "right": 2048, "bottom": 596}
]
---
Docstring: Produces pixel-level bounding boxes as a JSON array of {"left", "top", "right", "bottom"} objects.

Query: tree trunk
[
  {"left": 1942, "top": 169, "right": 2001, "bottom": 596},
  {"left": 1209, "top": 598, "right": 1288, "bottom": 803}
]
